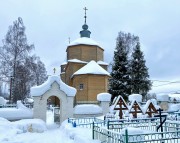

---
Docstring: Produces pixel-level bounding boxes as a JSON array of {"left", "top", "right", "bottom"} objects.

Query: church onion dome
[
  {"left": 80, "top": 24, "right": 91, "bottom": 38},
  {"left": 68, "top": 37, "right": 102, "bottom": 48},
  {"left": 71, "top": 60, "right": 110, "bottom": 78}
]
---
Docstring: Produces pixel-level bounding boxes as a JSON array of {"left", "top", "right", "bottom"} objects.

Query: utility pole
[{"left": 9, "top": 76, "right": 14, "bottom": 103}]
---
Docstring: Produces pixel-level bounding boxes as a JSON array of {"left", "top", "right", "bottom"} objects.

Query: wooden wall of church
[
  {"left": 72, "top": 75, "right": 88, "bottom": 102},
  {"left": 67, "top": 45, "right": 104, "bottom": 62},
  {"left": 88, "top": 75, "right": 108, "bottom": 101},
  {"left": 72, "top": 74, "right": 109, "bottom": 102}
]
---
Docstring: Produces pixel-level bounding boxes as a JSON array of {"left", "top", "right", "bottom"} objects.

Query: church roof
[
  {"left": 72, "top": 60, "right": 110, "bottom": 77},
  {"left": 97, "top": 61, "right": 109, "bottom": 66},
  {"left": 68, "top": 59, "right": 87, "bottom": 64},
  {"left": 68, "top": 37, "right": 102, "bottom": 48}
]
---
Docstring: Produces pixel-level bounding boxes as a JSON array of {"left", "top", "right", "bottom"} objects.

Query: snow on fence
[
  {"left": 0, "top": 103, "right": 33, "bottom": 108},
  {"left": 107, "top": 119, "right": 158, "bottom": 133},
  {"left": 68, "top": 117, "right": 105, "bottom": 128},
  {"left": 67, "top": 117, "right": 180, "bottom": 142},
  {"left": 92, "top": 120, "right": 180, "bottom": 143}
]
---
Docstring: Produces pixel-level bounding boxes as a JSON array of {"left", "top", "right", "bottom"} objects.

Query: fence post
[
  {"left": 107, "top": 120, "right": 109, "bottom": 129},
  {"left": 164, "top": 122, "right": 167, "bottom": 132},
  {"left": 176, "top": 123, "right": 179, "bottom": 137},
  {"left": 92, "top": 122, "right": 95, "bottom": 139},
  {"left": 73, "top": 121, "right": 76, "bottom": 127},
  {"left": 107, "top": 120, "right": 110, "bottom": 142},
  {"left": 125, "top": 128, "right": 128, "bottom": 143}
]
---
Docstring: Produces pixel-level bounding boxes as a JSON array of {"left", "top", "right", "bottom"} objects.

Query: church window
[{"left": 79, "top": 84, "right": 84, "bottom": 90}]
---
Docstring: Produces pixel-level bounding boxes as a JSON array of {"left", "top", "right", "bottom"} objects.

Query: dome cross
[{"left": 83, "top": 7, "right": 88, "bottom": 24}]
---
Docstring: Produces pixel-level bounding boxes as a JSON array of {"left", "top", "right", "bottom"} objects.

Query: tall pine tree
[
  {"left": 130, "top": 42, "right": 152, "bottom": 99},
  {"left": 109, "top": 33, "right": 131, "bottom": 102}
]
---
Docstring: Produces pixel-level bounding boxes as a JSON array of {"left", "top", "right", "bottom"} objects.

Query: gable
[{"left": 31, "top": 75, "right": 76, "bottom": 97}]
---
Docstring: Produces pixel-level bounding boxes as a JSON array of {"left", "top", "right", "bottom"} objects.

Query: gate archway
[
  {"left": 47, "top": 95, "right": 60, "bottom": 124},
  {"left": 31, "top": 75, "right": 76, "bottom": 124}
]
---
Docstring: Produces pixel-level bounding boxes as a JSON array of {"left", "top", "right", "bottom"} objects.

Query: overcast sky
[{"left": 0, "top": 0, "right": 180, "bottom": 93}]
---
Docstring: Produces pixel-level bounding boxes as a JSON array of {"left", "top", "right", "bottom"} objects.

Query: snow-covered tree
[
  {"left": 109, "top": 33, "right": 131, "bottom": 102},
  {"left": 130, "top": 42, "right": 152, "bottom": 99},
  {"left": 117, "top": 32, "right": 139, "bottom": 56},
  {"left": 26, "top": 55, "right": 47, "bottom": 86},
  {"left": 0, "top": 17, "right": 47, "bottom": 102},
  {"left": 0, "top": 17, "right": 34, "bottom": 102},
  {"left": 12, "top": 55, "right": 47, "bottom": 101}
]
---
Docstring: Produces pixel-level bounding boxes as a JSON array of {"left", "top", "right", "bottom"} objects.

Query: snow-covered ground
[
  {"left": 0, "top": 94, "right": 180, "bottom": 143},
  {"left": 0, "top": 110, "right": 100, "bottom": 143}
]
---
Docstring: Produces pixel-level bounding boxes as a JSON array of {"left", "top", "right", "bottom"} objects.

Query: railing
[
  {"left": 68, "top": 117, "right": 105, "bottom": 128},
  {"left": 125, "top": 131, "right": 180, "bottom": 143},
  {"left": 93, "top": 120, "right": 180, "bottom": 143},
  {"left": 0, "top": 103, "right": 33, "bottom": 108},
  {"left": 164, "top": 121, "right": 180, "bottom": 133},
  {"left": 107, "top": 120, "right": 158, "bottom": 133},
  {"left": 0, "top": 104, "right": 17, "bottom": 108},
  {"left": 93, "top": 124, "right": 122, "bottom": 143}
]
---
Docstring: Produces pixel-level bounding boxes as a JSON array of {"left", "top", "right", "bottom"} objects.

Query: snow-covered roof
[
  {"left": 31, "top": 75, "right": 76, "bottom": 97},
  {"left": 129, "top": 94, "right": 142, "bottom": 103},
  {"left": 74, "top": 104, "right": 102, "bottom": 114},
  {"left": 61, "top": 62, "right": 67, "bottom": 65},
  {"left": 169, "top": 93, "right": 180, "bottom": 101},
  {"left": 68, "top": 37, "right": 102, "bottom": 48},
  {"left": 68, "top": 59, "right": 87, "bottom": 64},
  {"left": 72, "top": 60, "right": 110, "bottom": 77},
  {"left": 97, "top": 93, "right": 111, "bottom": 102},
  {"left": 168, "top": 104, "right": 180, "bottom": 112},
  {"left": 156, "top": 93, "right": 169, "bottom": 101},
  {"left": 97, "top": 61, "right": 109, "bottom": 65}
]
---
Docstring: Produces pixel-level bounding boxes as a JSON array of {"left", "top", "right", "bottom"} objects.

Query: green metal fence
[
  {"left": 92, "top": 120, "right": 180, "bottom": 143},
  {"left": 68, "top": 117, "right": 180, "bottom": 143},
  {"left": 107, "top": 120, "right": 158, "bottom": 132}
]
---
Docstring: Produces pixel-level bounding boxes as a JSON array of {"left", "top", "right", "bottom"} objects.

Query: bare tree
[
  {"left": 25, "top": 55, "right": 48, "bottom": 86},
  {"left": 0, "top": 18, "right": 48, "bottom": 102}
]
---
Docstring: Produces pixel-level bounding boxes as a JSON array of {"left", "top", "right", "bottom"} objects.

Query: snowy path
[
  {"left": 2, "top": 128, "right": 74, "bottom": 143},
  {"left": 0, "top": 110, "right": 99, "bottom": 143}
]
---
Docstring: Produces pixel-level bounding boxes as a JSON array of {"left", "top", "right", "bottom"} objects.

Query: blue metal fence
[{"left": 68, "top": 117, "right": 105, "bottom": 128}]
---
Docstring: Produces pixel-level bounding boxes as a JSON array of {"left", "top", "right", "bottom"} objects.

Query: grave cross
[
  {"left": 155, "top": 108, "right": 167, "bottom": 139},
  {"left": 145, "top": 102, "right": 158, "bottom": 117},
  {"left": 129, "top": 100, "right": 143, "bottom": 118},
  {"left": 114, "top": 96, "right": 128, "bottom": 119}
]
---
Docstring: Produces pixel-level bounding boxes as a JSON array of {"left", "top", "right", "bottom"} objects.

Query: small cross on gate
[
  {"left": 68, "top": 37, "right": 71, "bottom": 44},
  {"left": 53, "top": 68, "right": 56, "bottom": 74}
]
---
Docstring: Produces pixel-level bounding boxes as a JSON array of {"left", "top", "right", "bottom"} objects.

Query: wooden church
[{"left": 60, "top": 8, "right": 110, "bottom": 105}]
